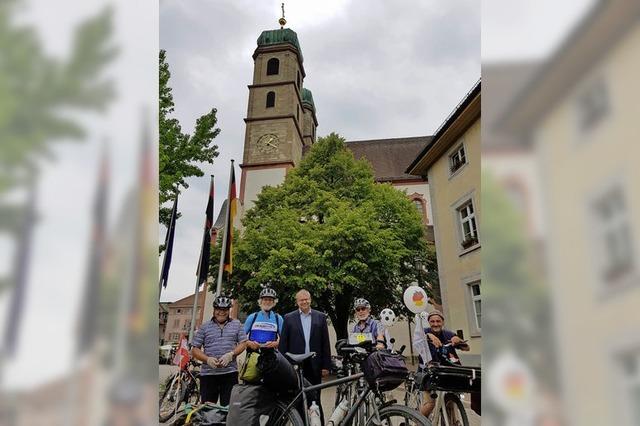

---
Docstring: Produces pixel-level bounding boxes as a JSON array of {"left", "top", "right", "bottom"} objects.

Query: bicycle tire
[
  {"left": 264, "top": 399, "right": 304, "bottom": 426},
  {"left": 369, "top": 404, "right": 432, "bottom": 426},
  {"left": 159, "top": 373, "right": 184, "bottom": 422},
  {"left": 443, "top": 393, "right": 469, "bottom": 426}
]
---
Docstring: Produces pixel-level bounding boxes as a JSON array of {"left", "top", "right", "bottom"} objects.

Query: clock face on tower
[{"left": 256, "top": 133, "right": 280, "bottom": 154}]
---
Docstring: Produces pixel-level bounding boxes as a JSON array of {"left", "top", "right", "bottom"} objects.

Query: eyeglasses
[{"left": 355, "top": 307, "right": 368, "bottom": 312}]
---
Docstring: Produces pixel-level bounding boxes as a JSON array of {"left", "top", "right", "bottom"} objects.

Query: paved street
[{"left": 159, "top": 364, "right": 480, "bottom": 425}]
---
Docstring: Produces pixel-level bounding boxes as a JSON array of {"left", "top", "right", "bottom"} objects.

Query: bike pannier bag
[
  {"left": 362, "top": 351, "right": 409, "bottom": 391},
  {"left": 258, "top": 349, "right": 299, "bottom": 392},
  {"left": 226, "top": 384, "right": 274, "bottom": 426},
  {"left": 239, "top": 351, "right": 261, "bottom": 383},
  {"left": 423, "top": 364, "right": 481, "bottom": 393}
]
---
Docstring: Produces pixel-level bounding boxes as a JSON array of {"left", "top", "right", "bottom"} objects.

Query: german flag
[{"left": 222, "top": 162, "right": 237, "bottom": 274}]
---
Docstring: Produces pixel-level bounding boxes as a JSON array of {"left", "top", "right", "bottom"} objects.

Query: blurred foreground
[
  {"left": 0, "top": 0, "right": 158, "bottom": 425},
  {"left": 483, "top": 1, "right": 640, "bottom": 425}
]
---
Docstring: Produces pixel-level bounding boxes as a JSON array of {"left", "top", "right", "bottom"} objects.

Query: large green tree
[
  {"left": 159, "top": 49, "right": 220, "bottom": 232},
  {"left": 229, "top": 133, "right": 428, "bottom": 339}
]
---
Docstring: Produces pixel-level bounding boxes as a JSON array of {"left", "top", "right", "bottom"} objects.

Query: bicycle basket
[
  {"left": 362, "top": 351, "right": 408, "bottom": 392},
  {"left": 423, "top": 364, "right": 481, "bottom": 393}
]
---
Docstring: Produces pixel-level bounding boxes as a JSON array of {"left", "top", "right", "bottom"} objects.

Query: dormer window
[{"left": 267, "top": 58, "right": 279, "bottom": 75}]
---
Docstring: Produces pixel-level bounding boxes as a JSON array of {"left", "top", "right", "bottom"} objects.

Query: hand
[
  {"left": 206, "top": 357, "right": 219, "bottom": 368},
  {"left": 264, "top": 341, "right": 279, "bottom": 349},
  {"left": 375, "top": 343, "right": 385, "bottom": 350},
  {"left": 427, "top": 333, "right": 442, "bottom": 348},
  {"left": 321, "top": 369, "right": 329, "bottom": 378},
  {"left": 247, "top": 341, "right": 261, "bottom": 351},
  {"left": 219, "top": 352, "right": 234, "bottom": 367}
]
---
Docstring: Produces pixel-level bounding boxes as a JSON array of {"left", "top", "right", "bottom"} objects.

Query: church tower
[{"left": 239, "top": 11, "right": 317, "bottom": 216}]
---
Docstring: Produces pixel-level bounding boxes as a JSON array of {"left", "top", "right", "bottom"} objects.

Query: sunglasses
[{"left": 355, "top": 307, "right": 368, "bottom": 312}]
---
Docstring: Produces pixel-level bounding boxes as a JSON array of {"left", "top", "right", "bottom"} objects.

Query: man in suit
[{"left": 280, "top": 289, "right": 331, "bottom": 421}]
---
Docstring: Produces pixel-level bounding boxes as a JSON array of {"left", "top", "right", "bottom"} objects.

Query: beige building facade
[
  {"left": 407, "top": 82, "right": 481, "bottom": 366},
  {"left": 500, "top": 2, "right": 640, "bottom": 423}
]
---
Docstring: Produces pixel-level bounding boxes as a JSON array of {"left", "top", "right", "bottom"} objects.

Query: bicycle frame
[{"left": 274, "top": 370, "right": 384, "bottom": 425}]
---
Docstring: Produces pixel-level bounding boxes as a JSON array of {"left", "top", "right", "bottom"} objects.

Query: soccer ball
[{"left": 380, "top": 308, "right": 396, "bottom": 327}]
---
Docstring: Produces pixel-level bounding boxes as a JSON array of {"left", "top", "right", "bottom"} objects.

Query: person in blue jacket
[{"left": 244, "top": 286, "right": 284, "bottom": 351}]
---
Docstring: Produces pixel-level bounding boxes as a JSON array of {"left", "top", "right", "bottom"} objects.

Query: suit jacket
[{"left": 279, "top": 309, "right": 331, "bottom": 374}]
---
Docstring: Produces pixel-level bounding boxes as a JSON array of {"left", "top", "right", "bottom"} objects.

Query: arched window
[
  {"left": 414, "top": 199, "right": 425, "bottom": 218},
  {"left": 266, "top": 91, "right": 276, "bottom": 108},
  {"left": 267, "top": 58, "right": 279, "bottom": 75},
  {"left": 296, "top": 72, "right": 301, "bottom": 89}
]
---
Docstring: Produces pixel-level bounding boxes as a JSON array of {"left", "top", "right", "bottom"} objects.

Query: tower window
[
  {"left": 267, "top": 58, "right": 279, "bottom": 75},
  {"left": 266, "top": 91, "right": 276, "bottom": 108},
  {"left": 297, "top": 72, "right": 301, "bottom": 90},
  {"left": 297, "top": 105, "right": 299, "bottom": 122}
]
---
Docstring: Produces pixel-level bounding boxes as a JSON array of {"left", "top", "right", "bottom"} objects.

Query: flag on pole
[
  {"left": 77, "top": 148, "right": 109, "bottom": 354},
  {"left": 196, "top": 176, "right": 214, "bottom": 285},
  {"left": 159, "top": 193, "right": 178, "bottom": 290},
  {"left": 222, "top": 164, "right": 237, "bottom": 274},
  {"left": 172, "top": 333, "right": 190, "bottom": 370}
]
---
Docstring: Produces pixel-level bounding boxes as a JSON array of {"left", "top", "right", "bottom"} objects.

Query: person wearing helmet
[
  {"left": 244, "top": 286, "right": 284, "bottom": 350},
  {"left": 352, "top": 298, "right": 386, "bottom": 350},
  {"left": 191, "top": 294, "right": 247, "bottom": 406}
]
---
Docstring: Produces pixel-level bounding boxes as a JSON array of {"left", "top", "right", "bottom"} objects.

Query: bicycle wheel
[
  {"left": 443, "top": 393, "right": 469, "bottom": 426},
  {"left": 370, "top": 404, "right": 432, "bottom": 426},
  {"left": 159, "top": 373, "right": 184, "bottom": 422},
  {"left": 264, "top": 400, "right": 304, "bottom": 426}
]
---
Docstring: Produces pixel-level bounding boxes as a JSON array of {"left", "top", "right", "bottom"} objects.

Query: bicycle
[
  {"left": 271, "top": 344, "right": 431, "bottom": 426},
  {"left": 403, "top": 343, "right": 480, "bottom": 426},
  {"left": 159, "top": 358, "right": 201, "bottom": 423}
]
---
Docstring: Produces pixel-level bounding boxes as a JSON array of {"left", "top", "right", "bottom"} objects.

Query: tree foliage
[
  {"left": 159, "top": 49, "right": 220, "bottom": 230},
  {"left": 229, "top": 133, "right": 428, "bottom": 339}
]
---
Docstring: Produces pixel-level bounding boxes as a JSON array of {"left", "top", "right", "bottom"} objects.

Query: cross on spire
[{"left": 279, "top": 3, "right": 287, "bottom": 28}]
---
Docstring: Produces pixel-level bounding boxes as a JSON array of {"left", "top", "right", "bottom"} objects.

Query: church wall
[
  {"left": 242, "top": 118, "right": 304, "bottom": 165},
  {"left": 391, "top": 181, "right": 433, "bottom": 226}
]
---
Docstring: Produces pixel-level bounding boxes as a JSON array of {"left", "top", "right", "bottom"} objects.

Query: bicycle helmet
[
  {"left": 259, "top": 286, "right": 278, "bottom": 299},
  {"left": 213, "top": 294, "right": 232, "bottom": 309},
  {"left": 353, "top": 298, "right": 370, "bottom": 310}
]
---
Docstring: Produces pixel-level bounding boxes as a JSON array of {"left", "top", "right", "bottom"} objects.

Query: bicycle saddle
[{"left": 285, "top": 352, "right": 316, "bottom": 364}]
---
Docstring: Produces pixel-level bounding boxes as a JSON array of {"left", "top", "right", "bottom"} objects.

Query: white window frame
[
  {"left": 448, "top": 142, "right": 467, "bottom": 178},
  {"left": 587, "top": 178, "right": 637, "bottom": 298},
  {"left": 458, "top": 201, "right": 479, "bottom": 250},
  {"left": 451, "top": 192, "right": 480, "bottom": 256},
  {"left": 461, "top": 275, "right": 481, "bottom": 337},
  {"left": 575, "top": 74, "right": 609, "bottom": 135}
]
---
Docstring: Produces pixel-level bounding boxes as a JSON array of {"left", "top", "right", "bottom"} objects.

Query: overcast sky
[{"left": 159, "top": 0, "right": 482, "bottom": 303}]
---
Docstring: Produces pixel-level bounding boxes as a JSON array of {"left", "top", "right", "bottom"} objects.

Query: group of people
[{"left": 190, "top": 286, "right": 470, "bottom": 420}]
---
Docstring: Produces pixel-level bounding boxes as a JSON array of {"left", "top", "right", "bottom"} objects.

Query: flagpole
[
  {"left": 216, "top": 160, "right": 234, "bottom": 297},
  {"left": 189, "top": 175, "right": 214, "bottom": 342}
]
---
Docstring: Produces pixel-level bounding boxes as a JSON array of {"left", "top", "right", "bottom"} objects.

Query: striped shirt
[{"left": 191, "top": 318, "right": 247, "bottom": 375}]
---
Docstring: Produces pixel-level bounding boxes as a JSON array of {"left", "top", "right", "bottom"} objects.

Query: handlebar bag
[
  {"left": 423, "top": 364, "right": 481, "bottom": 393},
  {"left": 363, "top": 351, "right": 408, "bottom": 391}
]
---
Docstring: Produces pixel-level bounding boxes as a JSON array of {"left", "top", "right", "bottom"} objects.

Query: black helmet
[
  {"left": 213, "top": 295, "right": 232, "bottom": 309},
  {"left": 259, "top": 286, "right": 278, "bottom": 299},
  {"left": 353, "top": 298, "right": 370, "bottom": 310}
]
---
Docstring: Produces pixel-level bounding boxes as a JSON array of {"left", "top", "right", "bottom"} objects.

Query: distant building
[
  {"left": 159, "top": 302, "right": 170, "bottom": 345},
  {"left": 163, "top": 289, "right": 206, "bottom": 344}
]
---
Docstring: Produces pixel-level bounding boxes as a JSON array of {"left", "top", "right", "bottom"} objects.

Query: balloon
[{"left": 403, "top": 286, "right": 429, "bottom": 314}]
